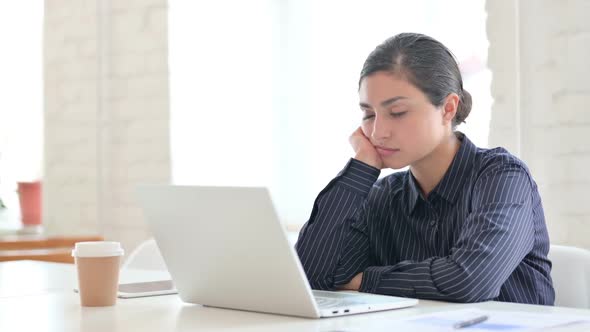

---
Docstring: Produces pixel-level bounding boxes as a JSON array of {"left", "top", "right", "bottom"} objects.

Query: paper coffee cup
[{"left": 72, "top": 242, "right": 124, "bottom": 307}]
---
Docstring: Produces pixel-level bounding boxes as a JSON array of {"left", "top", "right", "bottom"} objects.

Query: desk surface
[
  {"left": 0, "top": 261, "right": 589, "bottom": 331},
  {"left": 0, "top": 260, "right": 170, "bottom": 298}
]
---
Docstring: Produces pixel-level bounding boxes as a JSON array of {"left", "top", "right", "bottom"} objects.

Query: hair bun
[{"left": 455, "top": 89, "right": 472, "bottom": 125}]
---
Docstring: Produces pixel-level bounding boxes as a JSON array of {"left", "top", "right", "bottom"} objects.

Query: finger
[
  {"left": 350, "top": 126, "right": 363, "bottom": 137},
  {"left": 359, "top": 125, "right": 370, "bottom": 139},
  {"left": 349, "top": 127, "right": 363, "bottom": 144}
]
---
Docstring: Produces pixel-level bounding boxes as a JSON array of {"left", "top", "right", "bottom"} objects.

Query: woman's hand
[
  {"left": 337, "top": 272, "right": 364, "bottom": 291},
  {"left": 349, "top": 127, "right": 383, "bottom": 169}
]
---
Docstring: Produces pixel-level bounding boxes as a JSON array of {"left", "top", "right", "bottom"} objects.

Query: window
[
  {"left": 169, "top": 0, "right": 490, "bottom": 227},
  {"left": 0, "top": 3, "right": 44, "bottom": 214}
]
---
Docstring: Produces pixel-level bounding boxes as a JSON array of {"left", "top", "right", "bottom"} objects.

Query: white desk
[
  {"left": 0, "top": 261, "right": 589, "bottom": 331},
  {"left": 0, "top": 260, "right": 170, "bottom": 298}
]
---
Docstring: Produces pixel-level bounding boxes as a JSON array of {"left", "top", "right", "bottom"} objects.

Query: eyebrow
[{"left": 360, "top": 96, "right": 408, "bottom": 109}]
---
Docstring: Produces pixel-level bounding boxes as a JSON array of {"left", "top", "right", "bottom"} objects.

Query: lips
[{"left": 376, "top": 146, "right": 400, "bottom": 157}]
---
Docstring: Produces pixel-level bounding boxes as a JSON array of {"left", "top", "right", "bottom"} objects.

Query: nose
[{"left": 371, "top": 115, "right": 391, "bottom": 141}]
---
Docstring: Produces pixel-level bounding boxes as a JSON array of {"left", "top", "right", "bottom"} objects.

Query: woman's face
[{"left": 359, "top": 71, "right": 450, "bottom": 170}]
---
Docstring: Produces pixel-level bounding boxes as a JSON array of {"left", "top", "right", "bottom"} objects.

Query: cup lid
[{"left": 71, "top": 241, "right": 124, "bottom": 258}]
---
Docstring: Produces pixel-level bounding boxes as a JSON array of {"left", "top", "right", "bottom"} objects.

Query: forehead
[{"left": 359, "top": 72, "right": 423, "bottom": 103}]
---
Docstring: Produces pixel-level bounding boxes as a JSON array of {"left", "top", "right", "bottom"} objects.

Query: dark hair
[{"left": 359, "top": 33, "right": 472, "bottom": 127}]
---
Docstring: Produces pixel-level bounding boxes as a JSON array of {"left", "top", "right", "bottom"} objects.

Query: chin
[{"left": 383, "top": 159, "right": 410, "bottom": 170}]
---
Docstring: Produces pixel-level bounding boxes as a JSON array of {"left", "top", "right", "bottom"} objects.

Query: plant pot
[{"left": 17, "top": 181, "right": 42, "bottom": 226}]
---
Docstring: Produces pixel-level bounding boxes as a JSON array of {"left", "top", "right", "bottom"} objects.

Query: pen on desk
[{"left": 453, "top": 315, "right": 489, "bottom": 329}]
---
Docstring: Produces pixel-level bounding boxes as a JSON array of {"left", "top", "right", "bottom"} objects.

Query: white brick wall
[
  {"left": 487, "top": 0, "right": 590, "bottom": 249},
  {"left": 43, "top": 0, "right": 170, "bottom": 254}
]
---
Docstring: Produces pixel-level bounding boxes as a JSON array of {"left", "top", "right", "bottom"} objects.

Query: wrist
[{"left": 354, "top": 153, "right": 381, "bottom": 169}]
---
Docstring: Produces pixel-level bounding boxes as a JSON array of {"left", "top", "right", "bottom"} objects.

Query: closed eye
[
  {"left": 361, "top": 109, "right": 375, "bottom": 121},
  {"left": 391, "top": 111, "right": 407, "bottom": 118}
]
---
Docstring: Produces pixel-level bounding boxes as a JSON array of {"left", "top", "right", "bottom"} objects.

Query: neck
[{"left": 410, "top": 133, "right": 461, "bottom": 198}]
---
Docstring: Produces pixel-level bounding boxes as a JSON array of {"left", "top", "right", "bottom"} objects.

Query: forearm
[
  {"left": 359, "top": 258, "right": 478, "bottom": 301},
  {"left": 359, "top": 212, "right": 534, "bottom": 302},
  {"left": 296, "top": 159, "right": 379, "bottom": 290},
  {"left": 359, "top": 257, "right": 504, "bottom": 302}
]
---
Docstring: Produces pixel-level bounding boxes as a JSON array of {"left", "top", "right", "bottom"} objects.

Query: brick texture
[
  {"left": 43, "top": 0, "right": 170, "bottom": 254},
  {"left": 487, "top": 0, "right": 590, "bottom": 249}
]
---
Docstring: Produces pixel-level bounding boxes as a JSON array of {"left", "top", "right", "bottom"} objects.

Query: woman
[{"left": 295, "top": 33, "right": 554, "bottom": 305}]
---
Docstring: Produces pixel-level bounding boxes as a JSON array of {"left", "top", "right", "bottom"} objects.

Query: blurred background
[{"left": 0, "top": 0, "right": 588, "bottom": 255}]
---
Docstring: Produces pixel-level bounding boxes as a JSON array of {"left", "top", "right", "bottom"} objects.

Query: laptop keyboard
[
  {"left": 315, "top": 297, "right": 354, "bottom": 308},
  {"left": 313, "top": 291, "right": 371, "bottom": 309}
]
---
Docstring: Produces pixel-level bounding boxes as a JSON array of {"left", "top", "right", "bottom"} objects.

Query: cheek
[
  {"left": 408, "top": 113, "right": 444, "bottom": 149},
  {"left": 397, "top": 117, "right": 428, "bottom": 147}
]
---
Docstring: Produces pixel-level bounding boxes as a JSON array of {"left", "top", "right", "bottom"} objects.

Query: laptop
[{"left": 136, "top": 185, "right": 418, "bottom": 318}]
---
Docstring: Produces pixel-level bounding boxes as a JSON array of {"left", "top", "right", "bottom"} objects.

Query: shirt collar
[
  {"left": 406, "top": 170, "right": 422, "bottom": 214},
  {"left": 406, "top": 132, "right": 476, "bottom": 214}
]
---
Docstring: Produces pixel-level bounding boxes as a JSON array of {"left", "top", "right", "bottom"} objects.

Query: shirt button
[{"left": 429, "top": 219, "right": 437, "bottom": 226}]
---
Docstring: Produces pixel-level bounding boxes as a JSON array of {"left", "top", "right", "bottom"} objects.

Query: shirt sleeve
[
  {"left": 358, "top": 162, "right": 536, "bottom": 302},
  {"left": 295, "top": 158, "right": 380, "bottom": 290}
]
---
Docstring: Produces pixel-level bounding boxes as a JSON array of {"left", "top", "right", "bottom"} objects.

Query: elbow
[
  {"left": 436, "top": 265, "right": 501, "bottom": 303},
  {"left": 459, "top": 290, "right": 498, "bottom": 303},
  {"left": 451, "top": 275, "right": 501, "bottom": 303}
]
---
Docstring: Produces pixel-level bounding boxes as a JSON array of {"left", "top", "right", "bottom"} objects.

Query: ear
[{"left": 441, "top": 93, "right": 459, "bottom": 125}]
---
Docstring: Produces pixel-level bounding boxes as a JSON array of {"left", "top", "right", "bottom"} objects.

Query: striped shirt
[{"left": 296, "top": 133, "right": 555, "bottom": 304}]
